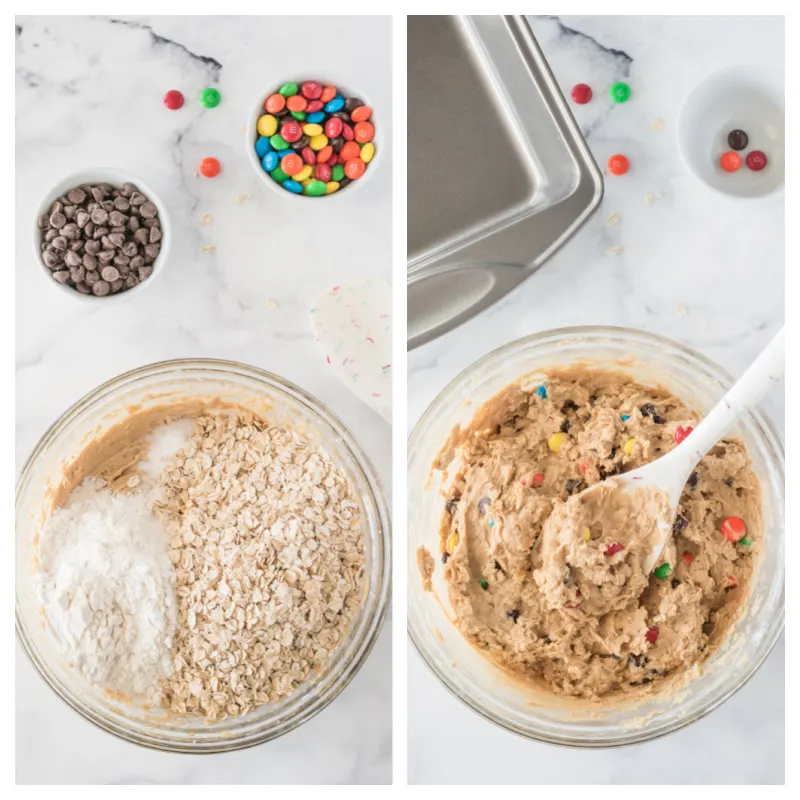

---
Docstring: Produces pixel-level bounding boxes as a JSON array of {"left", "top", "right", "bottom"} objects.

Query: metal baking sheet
[{"left": 408, "top": 15, "right": 603, "bottom": 349}]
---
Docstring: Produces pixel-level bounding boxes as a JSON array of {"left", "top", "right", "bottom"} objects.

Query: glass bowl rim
[
  {"left": 407, "top": 324, "right": 784, "bottom": 748},
  {"left": 17, "top": 357, "right": 392, "bottom": 753}
]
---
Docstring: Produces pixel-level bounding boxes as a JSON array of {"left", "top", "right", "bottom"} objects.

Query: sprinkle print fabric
[{"left": 311, "top": 277, "right": 392, "bottom": 423}]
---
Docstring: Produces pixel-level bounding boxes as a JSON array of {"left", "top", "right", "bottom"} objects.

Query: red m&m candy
[
  {"left": 163, "top": 90, "right": 184, "bottom": 110},
  {"left": 746, "top": 150, "right": 768, "bottom": 171},
  {"left": 280, "top": 121, "right": 303, "bottom": 143},
  {"left": 571, "top": 83, "right": 592, "bottom": 104},
  {"left": 674, "top": 426, "right": 694, "bottom": 444},
  {"left": 301, "top": 81, "right": 323, "bottom": 100}
]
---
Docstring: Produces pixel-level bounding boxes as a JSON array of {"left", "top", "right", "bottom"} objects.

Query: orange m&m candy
[
  {"left": 720, "top": 151, "right": 742, "bottom": 172},
  {"left": 286, "top": 94, "right": 307, "bottom": 113},
  {"left": 320, "top": 85, "right": 337, "bottom": 103},
  {"left": 265, "top": 93, "right": 286, "bottom": 114},
  {"left": 340, "top": 141, "right": 361, "bottom": 162},
  {"left": 607, "top": 153, "right": 629, "bottom": 175},
  {"left": 199, "top": 157, "right": 220, "bottom": 178},
  {"left": 344, "top": 159, "right": 366, "bottom": 180},
  {"left": 354, "top": 121, "right": 374, "bottom": 143},
  {"left": 350, "top": 105, "right": 372, "bottom": 123},
  {"left": 316, "top": 145, "right": 333, "bottom": 164},
  {"left": 280, "top": 153, "right": 303, "bottom": 176}
]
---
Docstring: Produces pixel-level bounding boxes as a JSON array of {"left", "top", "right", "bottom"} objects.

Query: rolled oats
[{"left": 154, "top": 413, "right": 365, "bottom": 721}]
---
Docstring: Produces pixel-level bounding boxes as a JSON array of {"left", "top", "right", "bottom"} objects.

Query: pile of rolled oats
[{"left": 153, "top": 412, "right": 365, "bottom": 721}]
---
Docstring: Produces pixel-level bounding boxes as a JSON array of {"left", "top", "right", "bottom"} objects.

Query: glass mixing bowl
[
  {"left": 17, "top": 359, "right": 391, "bottom": 753},
  {"left": 408, "top": 326, "right": 784, "bottom": 747}
]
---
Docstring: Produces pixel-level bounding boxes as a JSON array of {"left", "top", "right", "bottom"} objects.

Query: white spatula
[{"left": 310, "top": 277, "right": 392, "bottom": 424}]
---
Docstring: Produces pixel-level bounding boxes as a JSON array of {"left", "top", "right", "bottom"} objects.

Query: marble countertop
[
  {"left": 16, "top": 15, "right": 392, "bottom": 785},
  {"left": 408, "top": 15, "right": 784, "bottom": 785}
]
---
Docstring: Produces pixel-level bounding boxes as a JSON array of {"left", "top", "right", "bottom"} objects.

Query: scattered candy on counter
[
  {"left": 746, "top": 150, "right": 768, "bottom": 171},
  {"left": 163, "top": 90, "right": 184, "bottom": 110},
  {"left": 571, "top": 83, "right": 592, "bottom": 104},
  {"left": 720, "top": 515, "right": 747, "bottom": 542},
  {"left": 199, "top": 157, "right": 221, "bottom": 178},
  {"left": 609, "top": 81, "right": 631, "bottom": 103},
  {"left": 674, "top": 425, "right": 693, "bottom": 444},
  {"left": 255, "top": 79, "right": 376, "bottom": 197},
  {"left": 200, "top": 87, "right": 221, "bottom": 109},
  {"left": 608, "top": 153, "right": 630, "bottom": 176}
]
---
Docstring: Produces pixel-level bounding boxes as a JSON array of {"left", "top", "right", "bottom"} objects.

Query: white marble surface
[
  {"left": 408, "top": 15, "right": 784, "bottom": 785},
  {"left": 16, "top": 15, "right": 392, "bottom": 784}
]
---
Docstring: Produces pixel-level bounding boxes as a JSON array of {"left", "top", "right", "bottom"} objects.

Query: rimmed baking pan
[{"left": 408, "top": 15, "right": 604, "bottom": 349}]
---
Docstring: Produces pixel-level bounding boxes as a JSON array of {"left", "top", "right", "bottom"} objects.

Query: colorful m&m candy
[{"left": 255, "top": 79, "right": 376, "bottom": 197}]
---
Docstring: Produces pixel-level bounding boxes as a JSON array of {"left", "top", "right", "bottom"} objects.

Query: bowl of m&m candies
[{"left": 248, "top": 79, "right": 376, "bottom": 198}]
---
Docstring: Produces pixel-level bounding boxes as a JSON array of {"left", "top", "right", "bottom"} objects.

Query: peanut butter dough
[{"left": 432, "top": 369, "right": 760, "bottom": 702}]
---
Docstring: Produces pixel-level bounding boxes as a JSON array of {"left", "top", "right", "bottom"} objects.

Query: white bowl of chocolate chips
[{"left": 34, "top": 168, "right": 171, "bottom": 302}]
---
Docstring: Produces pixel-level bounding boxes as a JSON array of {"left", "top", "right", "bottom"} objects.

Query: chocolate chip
[
  {"left": 671, "top": 578, "right": 681, "bottom": 588},
  {"left": 629, "top": 653, "right": 647, "bottom": 668},
  {"left": 441, "top": 552, "right": 449, "bottom": 564},
  {"left": 565, "top": 479, "right": 584, "bottom": 495},
  {"left": 92, "top": 280, "right": 110, "bottom": 296},
  {"left": 63, "top": 250, "right": 81, "bottom": 267},
  {"left": 494, "top": 559, "right": 504, "bottom": 572},
  {"left": 672, "top": 514, "right": 688, "bottom": 533},
  {"left": 478, "top": 497, "right": 491, "bottom": 515},
  {"left": 560, "top": 419, "right": 571, "bottom": 433},
  {"left": 687, "top": 471, "right": 700, "bottom": 488},
  {"left": 724, "top": 478, "right": 734, "bottom": 487},
  {"left": 543, "top": 637, "right": 552, "bottom": 645},
  {"left": 49, "top": 211, "right": 66, "bottom": 228},
  {"left": 445, "top": 498, "right": 459, "bottom": 515},
  {"left": 69, "top": 266, "right": 85, "bottom": 283},
  {"left": 640, "top": 403, "right": 658, "bottom": 418},
  {"left": 506, "top": 609, "right": 520, "bottom": 623},
  {"left": 139, "top": 201, "right": 157, "bottom": 219},
  {"left": 101, "top": 266, "right": 120, "bottom": 282},
  {"left": 67, "top": 187, "right": 86, "bottom": 204},
  {"left": 137, "top": 266, "right": 153, "bottom": 281},
  {"left": 52, "top": 270, "right": 71, "bottom": 284},
  {"left": 91, "top": 208, "right": 109, "bottom": 225},
  {"left": 652, "top": 414, "right": 665, "bottom": 424}
]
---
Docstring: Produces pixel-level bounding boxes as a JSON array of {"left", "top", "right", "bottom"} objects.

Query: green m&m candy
[
  {"left": 269, "top": 133, "right": 290, "bottom": 150},
  {"left": 304, "top": 180, "right": 327, "bottom": 197},
  {"left": 278, "top": 82, "right": 299, "bottom": 97},
  {"left": 332, "top": 164, "right": 345, "bottom": 182},
  {"left": 270, "top": 165, "right": 289, "bottom": 183},
  {"left": 609, "top": 81, "right": 631, "bottom": 103},
  {"left": 653, "top": 563, "right": 672, "bottom": 580},
  {"left": 200, "top": 87, "right": 221, "bottom": 108}
]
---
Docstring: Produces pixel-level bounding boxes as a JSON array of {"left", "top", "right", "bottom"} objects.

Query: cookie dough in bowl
[
  {"left": 16, "top": 360, "right": 390, "bottom": 753},
  {"left": 408, "top": 327, "right": 783, "bottom": 746}
]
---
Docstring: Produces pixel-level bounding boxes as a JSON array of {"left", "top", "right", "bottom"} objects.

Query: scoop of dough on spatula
[{"left": 310, "top": 277, "right": 392, "bottom": 424}]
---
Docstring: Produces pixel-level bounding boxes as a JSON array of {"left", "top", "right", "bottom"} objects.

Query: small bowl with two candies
[{"left": 247, "top": 79, "right": 377, "bottom": 199}]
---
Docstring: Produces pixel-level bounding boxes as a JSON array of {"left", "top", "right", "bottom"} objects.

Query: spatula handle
[{"left": 682, "top": 327, "right": 784, "bottom": 465}]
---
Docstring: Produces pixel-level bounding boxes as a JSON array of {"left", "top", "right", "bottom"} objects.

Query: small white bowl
[
  {"left": 245, "top": 77, "right": 379, "bottom": 201},
  {"left": 677, "top": 66, "right": 784, "bottom": 199},
  {"left": 33, "top": 168, "right": 171, "bottom": 302}
]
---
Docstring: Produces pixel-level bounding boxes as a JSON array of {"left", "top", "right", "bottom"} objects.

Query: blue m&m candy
[
  {"left": 282, "top": 179, "right": 303, "bottom": 194},
  {"left": 261, "top": 151, "right": 278, "bottom": 172},
  {"left": 324, "top": 94, "right": 345, "bottom": 113},
  {"left": 306, "top": 111, "right": 325, "bottom": 124},
  {"left": 535, "top": 385, "right": 547, "bottom": 399},
  {"left": 255, "top": 136, "right": 272, "bottom": 158}
]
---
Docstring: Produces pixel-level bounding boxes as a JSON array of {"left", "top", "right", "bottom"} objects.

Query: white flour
[{"left": 36, "top": 479, "right": 177, "bottom": 702}]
